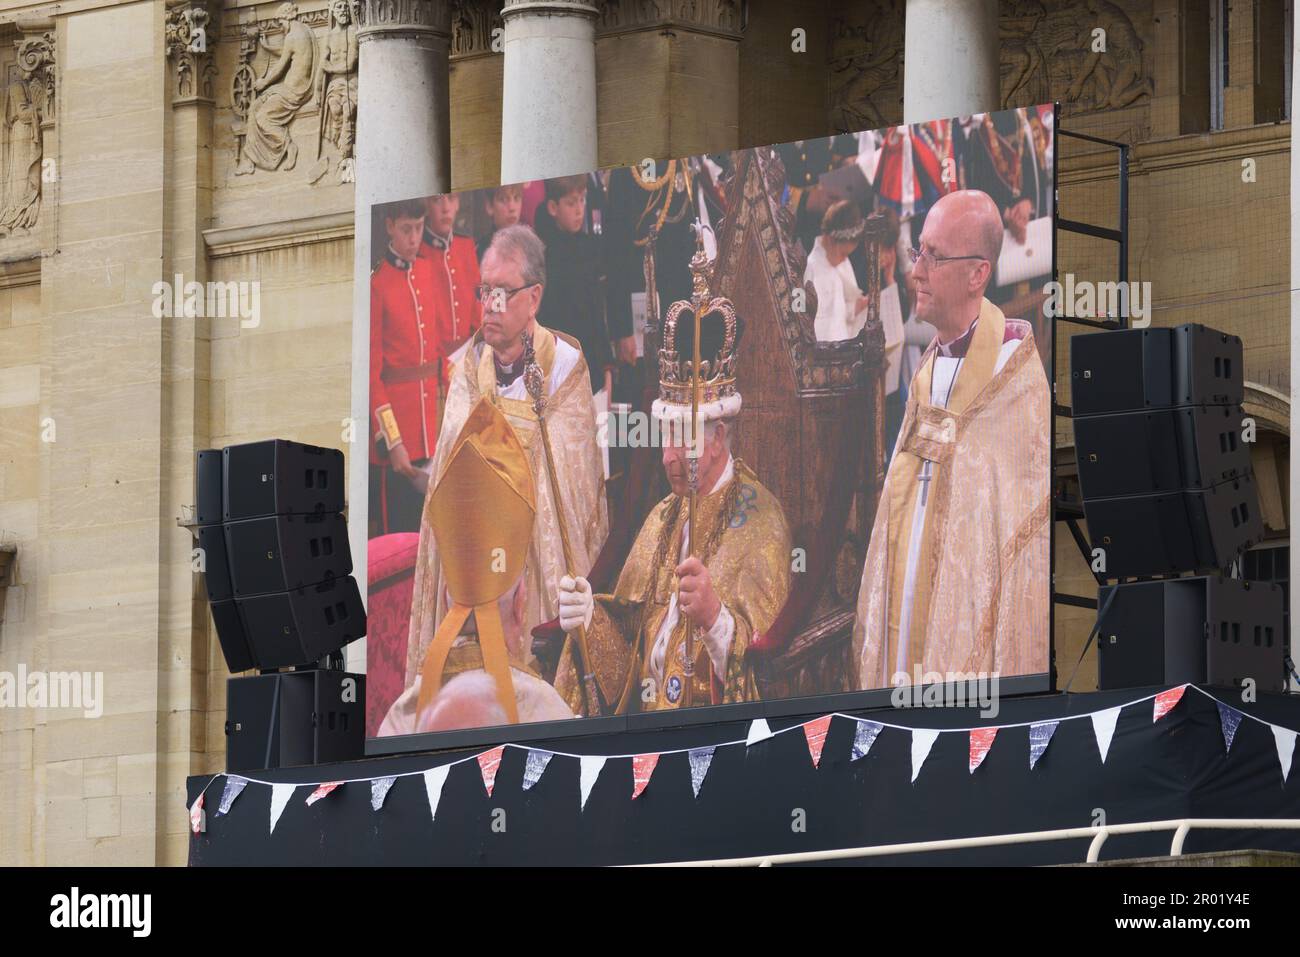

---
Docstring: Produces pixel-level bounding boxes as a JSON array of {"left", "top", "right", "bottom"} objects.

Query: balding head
[
  {"left": 419, "top": 671, "right": 510, "bottom": 732},
  {"left": 912, "top": 189, "right": 1002, "bottom": 340}
]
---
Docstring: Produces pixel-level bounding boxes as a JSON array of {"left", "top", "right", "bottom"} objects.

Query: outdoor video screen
[{"left": 361, "top": 104, "right": 1055, "bottom": 742}]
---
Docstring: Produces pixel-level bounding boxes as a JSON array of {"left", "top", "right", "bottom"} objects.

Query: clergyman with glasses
[
  {"left": 852, "top": 189, "right": 1051, "bottom": 691},
  {"left": 382, "top": 224, "right": 609, "bottom": 736}
]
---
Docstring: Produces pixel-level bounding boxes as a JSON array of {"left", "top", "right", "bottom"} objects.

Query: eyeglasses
[
  {"left": 907, "top": 247, "right": 987, "bottom": 269},
  {"left": 474, "top": 282, "right": 539, "bottom": 309}
]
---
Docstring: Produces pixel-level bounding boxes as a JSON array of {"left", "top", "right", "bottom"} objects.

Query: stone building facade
[{"left": 0, "top": 0, "right": 1291, "bottom": 865}]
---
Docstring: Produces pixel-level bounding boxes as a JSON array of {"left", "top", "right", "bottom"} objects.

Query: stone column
[
  {"left": 902, "top": 0, "right": 999, "bottom": 123},
  {"left": 499, "top": 0, "right": 599, "bottom": 182},
  {"left": 349, "top": 0, "right": 453, "bottom": 672}
]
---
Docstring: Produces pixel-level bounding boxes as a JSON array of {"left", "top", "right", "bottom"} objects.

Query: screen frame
[{"left": 359, "top": 104, "right": 1061, "bottom": 757}]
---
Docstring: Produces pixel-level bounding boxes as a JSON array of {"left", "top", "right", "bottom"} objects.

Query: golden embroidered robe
[
  {"left": 400, "top": 325, "right": 609, "bottom": 696},
  {"left": 853, "top": 298, "right": 1050, "bottom": 688},
  {"left": 555, "top": 460, "right": 792, "bottom": 714}
]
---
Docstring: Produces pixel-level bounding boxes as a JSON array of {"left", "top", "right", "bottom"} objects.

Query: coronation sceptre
[{"left": 522, "top": 331, "right": 605, "bottom": 718}]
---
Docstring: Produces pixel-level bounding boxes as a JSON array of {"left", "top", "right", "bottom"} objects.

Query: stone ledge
[{"left": 202, "top": 211, "right": 354, "bottom": 259}]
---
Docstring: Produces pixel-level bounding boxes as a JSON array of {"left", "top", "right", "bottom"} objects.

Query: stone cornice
[
  {"left": 595, "top": 0, "right": 743, "bottom": 41},
  {"left": 203, "top": 211, "right": 354, "bottom": 258},
  {"left": 1058, "top": 122, "right": 1290, "bottom": 186}
]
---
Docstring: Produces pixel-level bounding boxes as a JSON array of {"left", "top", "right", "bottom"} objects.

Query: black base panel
[{"left": 188, "top": 685, "right": 1300, "bottom": 866}]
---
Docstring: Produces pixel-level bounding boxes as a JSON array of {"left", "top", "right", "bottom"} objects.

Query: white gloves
[{"left": 558, "top": 575, "right": 593, "bottom": 633}]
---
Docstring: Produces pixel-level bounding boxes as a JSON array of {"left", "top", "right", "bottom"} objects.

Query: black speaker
[
  {"left": 223, "top": 440, "right": 345, "bottom": 521},
  {"left": 236, "top": 576, "right": 366, "bottom": 670},
  {"left": 1070, "top": 324, "right": 1243, "bottom": 416},
  {"left": 196, "top": 448, "right": 224, "bottom": 526},
  {"left": 1097, "top": 576, "right": 1286, "bottom": 693},
  {"left": 198, "top": 523, "right": 234, "bottom": 602},
  {"left": 223, "top": 511, "right": 352, "bottom": 598},
  {"left": 1082, "top": 472, "right": 1266, "bottom": 577},
  {"left": 209, "top": 598, "right": 257, "bottom": 674},
  {"left": 1074, "top": 404, "right": 1250, "bottom": 498},
  {"left": 226, "top": 669, "right": 365, "bottom": 772}
]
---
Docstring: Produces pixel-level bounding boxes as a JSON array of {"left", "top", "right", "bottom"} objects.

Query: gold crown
[
  {"left": 656, "top": 225, "right": 740, "bottom": 415},
  {"left": 427, "top": 397, "right": 535, "bottom": 606}
]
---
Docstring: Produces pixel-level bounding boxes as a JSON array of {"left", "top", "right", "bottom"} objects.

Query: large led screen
[{"left": 361, "top": 104, "right": 1056, "bottom": 745}]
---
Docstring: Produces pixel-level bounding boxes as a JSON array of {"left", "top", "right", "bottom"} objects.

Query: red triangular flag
[
  {"left": 189, "top": 793, "right": 204, "bottom": 834},
  {"left": 1154, "top": 686, "right": 1186, "bottom": 722},
  {"left": 803, "top": 715, "right": 833, "bottom": 769},
  {"left": 305, "top": 781, "right": 342, "bottom": 806},
  {"left": 969, "top": 727, "right": 998, "bottom": 773},
  {"left": 477, "top": 745, "right": 506, "bottom": 797},
  {"left": 631, "top": 753, "right": 659, "bottom": 799}
]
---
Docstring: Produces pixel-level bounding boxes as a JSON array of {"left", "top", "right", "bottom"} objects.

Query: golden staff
[
  {"left": 521, "top": 330, "right": 605, "bottom": 718},
  {"left": 682, "top": 219, "right": 707, "bottom": 709}
]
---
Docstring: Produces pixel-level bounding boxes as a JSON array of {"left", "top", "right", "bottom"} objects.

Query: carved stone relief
[
  {"left": 0, "top": 31, "right": 54, "bottom": 236},
  {"left": 165, "top": 2, "right": 218, "bottom": 101},
  {"left": 226, "top": 2, "right": 359, "bottom": 185},
  {"left": 829, "top": 0, "right": 1154, "bottom": 135}
]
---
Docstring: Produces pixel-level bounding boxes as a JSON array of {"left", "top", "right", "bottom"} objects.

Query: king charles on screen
[{"left": 853, "top": 189, "right": 1050, "bottom": 688}]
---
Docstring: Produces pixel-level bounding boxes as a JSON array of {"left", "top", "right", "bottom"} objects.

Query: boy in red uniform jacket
[
  {"left": 369, "top": 199, "right": 441, "bottom": 534},
  {"left": 420, "top": 192, "right": 483, "bottom": 390}
]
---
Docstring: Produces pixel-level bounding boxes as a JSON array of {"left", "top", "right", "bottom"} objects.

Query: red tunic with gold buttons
[
  {"left": 369, "top": 246, "right": 442, "bottom": 465},
  {"left": 420, "top": 227, "right": 483, "bottom": 363}
]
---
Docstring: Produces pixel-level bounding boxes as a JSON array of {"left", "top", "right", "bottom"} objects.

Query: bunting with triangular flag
[
  {"left": 1216, "top": 702, "right": 1243, "bottom": 754},
  {"left": 746, "top": 718, "right": 773, "bottom": 746},
  {"left": 911, "top": 729, "right": 939, "bottom": 783},
  {"left": 306, "top": 781, "right": 342, "bottom": 807},
  {"left": 522, "top": 750, "right": 553, "bottom": 791},
  {"left": 218, "top": 775, "right": 248, "bottom": 816},
  {"left": 423, "top": 765, "right": 450, "bottom": 821},
  {"left": 851, "top": 720, "right": 883, "bottom": 761},
  {"left": 632, "top": 753, "right": 659, "bottom": 799},
  {"left": 190, "top": 793, "right": 205, "bottom": 835},
  {"left": 371, "top": 776, "right": 397, "bottom": 812},
  {"left": 803, "top": 715, "right": 833, "bottom": 769},
  {"left": 269, "top": 783, "right": 296, "bottom": 834},
  {"left": 688, "top": 747, "right": 715, "bottom": 798},
  {"left": 1029, "top": 720, "right": 1058, "bottom": 770},
  {"left": 1091, "top": 707, "right": 1121, "bottom": 763},
  {"left": 477, "top": 745, "right": 506, "bottom": 797},
  {"left": 579, "top": 755, "right": 606, "bottom": 810},
  {"left": 1153, "top": 686, "right": 1186, "bottom": 722},
  {"left": 1272, "top": 725, "right": 1296, "bottom": 784},
  {"left": 969, "top": 727, "right": 997, "bottom": 773}
]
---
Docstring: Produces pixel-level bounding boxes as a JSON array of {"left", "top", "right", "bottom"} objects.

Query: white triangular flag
[
  {"left": 1272, "top": 725, "right": 1296, "bottom": 784},
  {"left": 579, "top": 755, "right": 606, "bottom": 810},
  {"left": 746, "top": 718, "right": 773, "bottom": 746},
  {"left": 910, "top": 729, "right": 939, "bottom": 783},
  {"left": 269, "top": 783, "right": 296, "bottom": 834},
  {"left": 423, "top": 765, "right": 450, "bottom": 821},
  {"left": 1091, "top": 707, "right": 1121, "bottom": 763}
]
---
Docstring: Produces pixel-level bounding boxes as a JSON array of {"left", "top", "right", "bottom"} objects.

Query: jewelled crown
[{"left": 652, "top": 224, "right": 743, "bottom": 423}]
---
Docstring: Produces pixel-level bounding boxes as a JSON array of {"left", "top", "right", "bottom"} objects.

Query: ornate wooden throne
[{"left": 710, "top": 145, "right": 888, "bottom": 698}]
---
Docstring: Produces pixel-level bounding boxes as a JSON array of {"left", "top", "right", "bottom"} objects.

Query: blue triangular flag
[
  {"left": 688, "top": 747, "right": 715, "bottom": 798},
  {"left": 851, "top": 720, "right": 883, "bottom": 761},
  {"left": 1216, "top": 702, "right": 1243, "bottom": 753},
  {"left": 217, "top": 775, "right": 248, "bottom": 816},
  {"left": 370, "top": 776, "right": 397, "bottom": 811},
  {"left": 522, "top": 750, "right": 553, "bottom": 791},
  {"left": 1029, "top": 720, "right": 1058, "bottom": 770}
]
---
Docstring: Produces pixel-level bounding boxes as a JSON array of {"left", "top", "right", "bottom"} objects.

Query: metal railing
[{"left": 639, "top": 818, "right": 1300, "bottom": 867}]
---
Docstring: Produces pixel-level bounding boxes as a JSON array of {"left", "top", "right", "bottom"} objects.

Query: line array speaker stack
[
  {"left": 194, "top": 440, "right": 367, "bottom": 769},
  {"left": 1071, "top": 324, "right": 1262, "bottom": 576},
  {"left": 196, "top": 440, "right": 365, "bottom": 672},
  {"left": 1070, "top": 324, "right": 1283, "bottom": 692}
]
